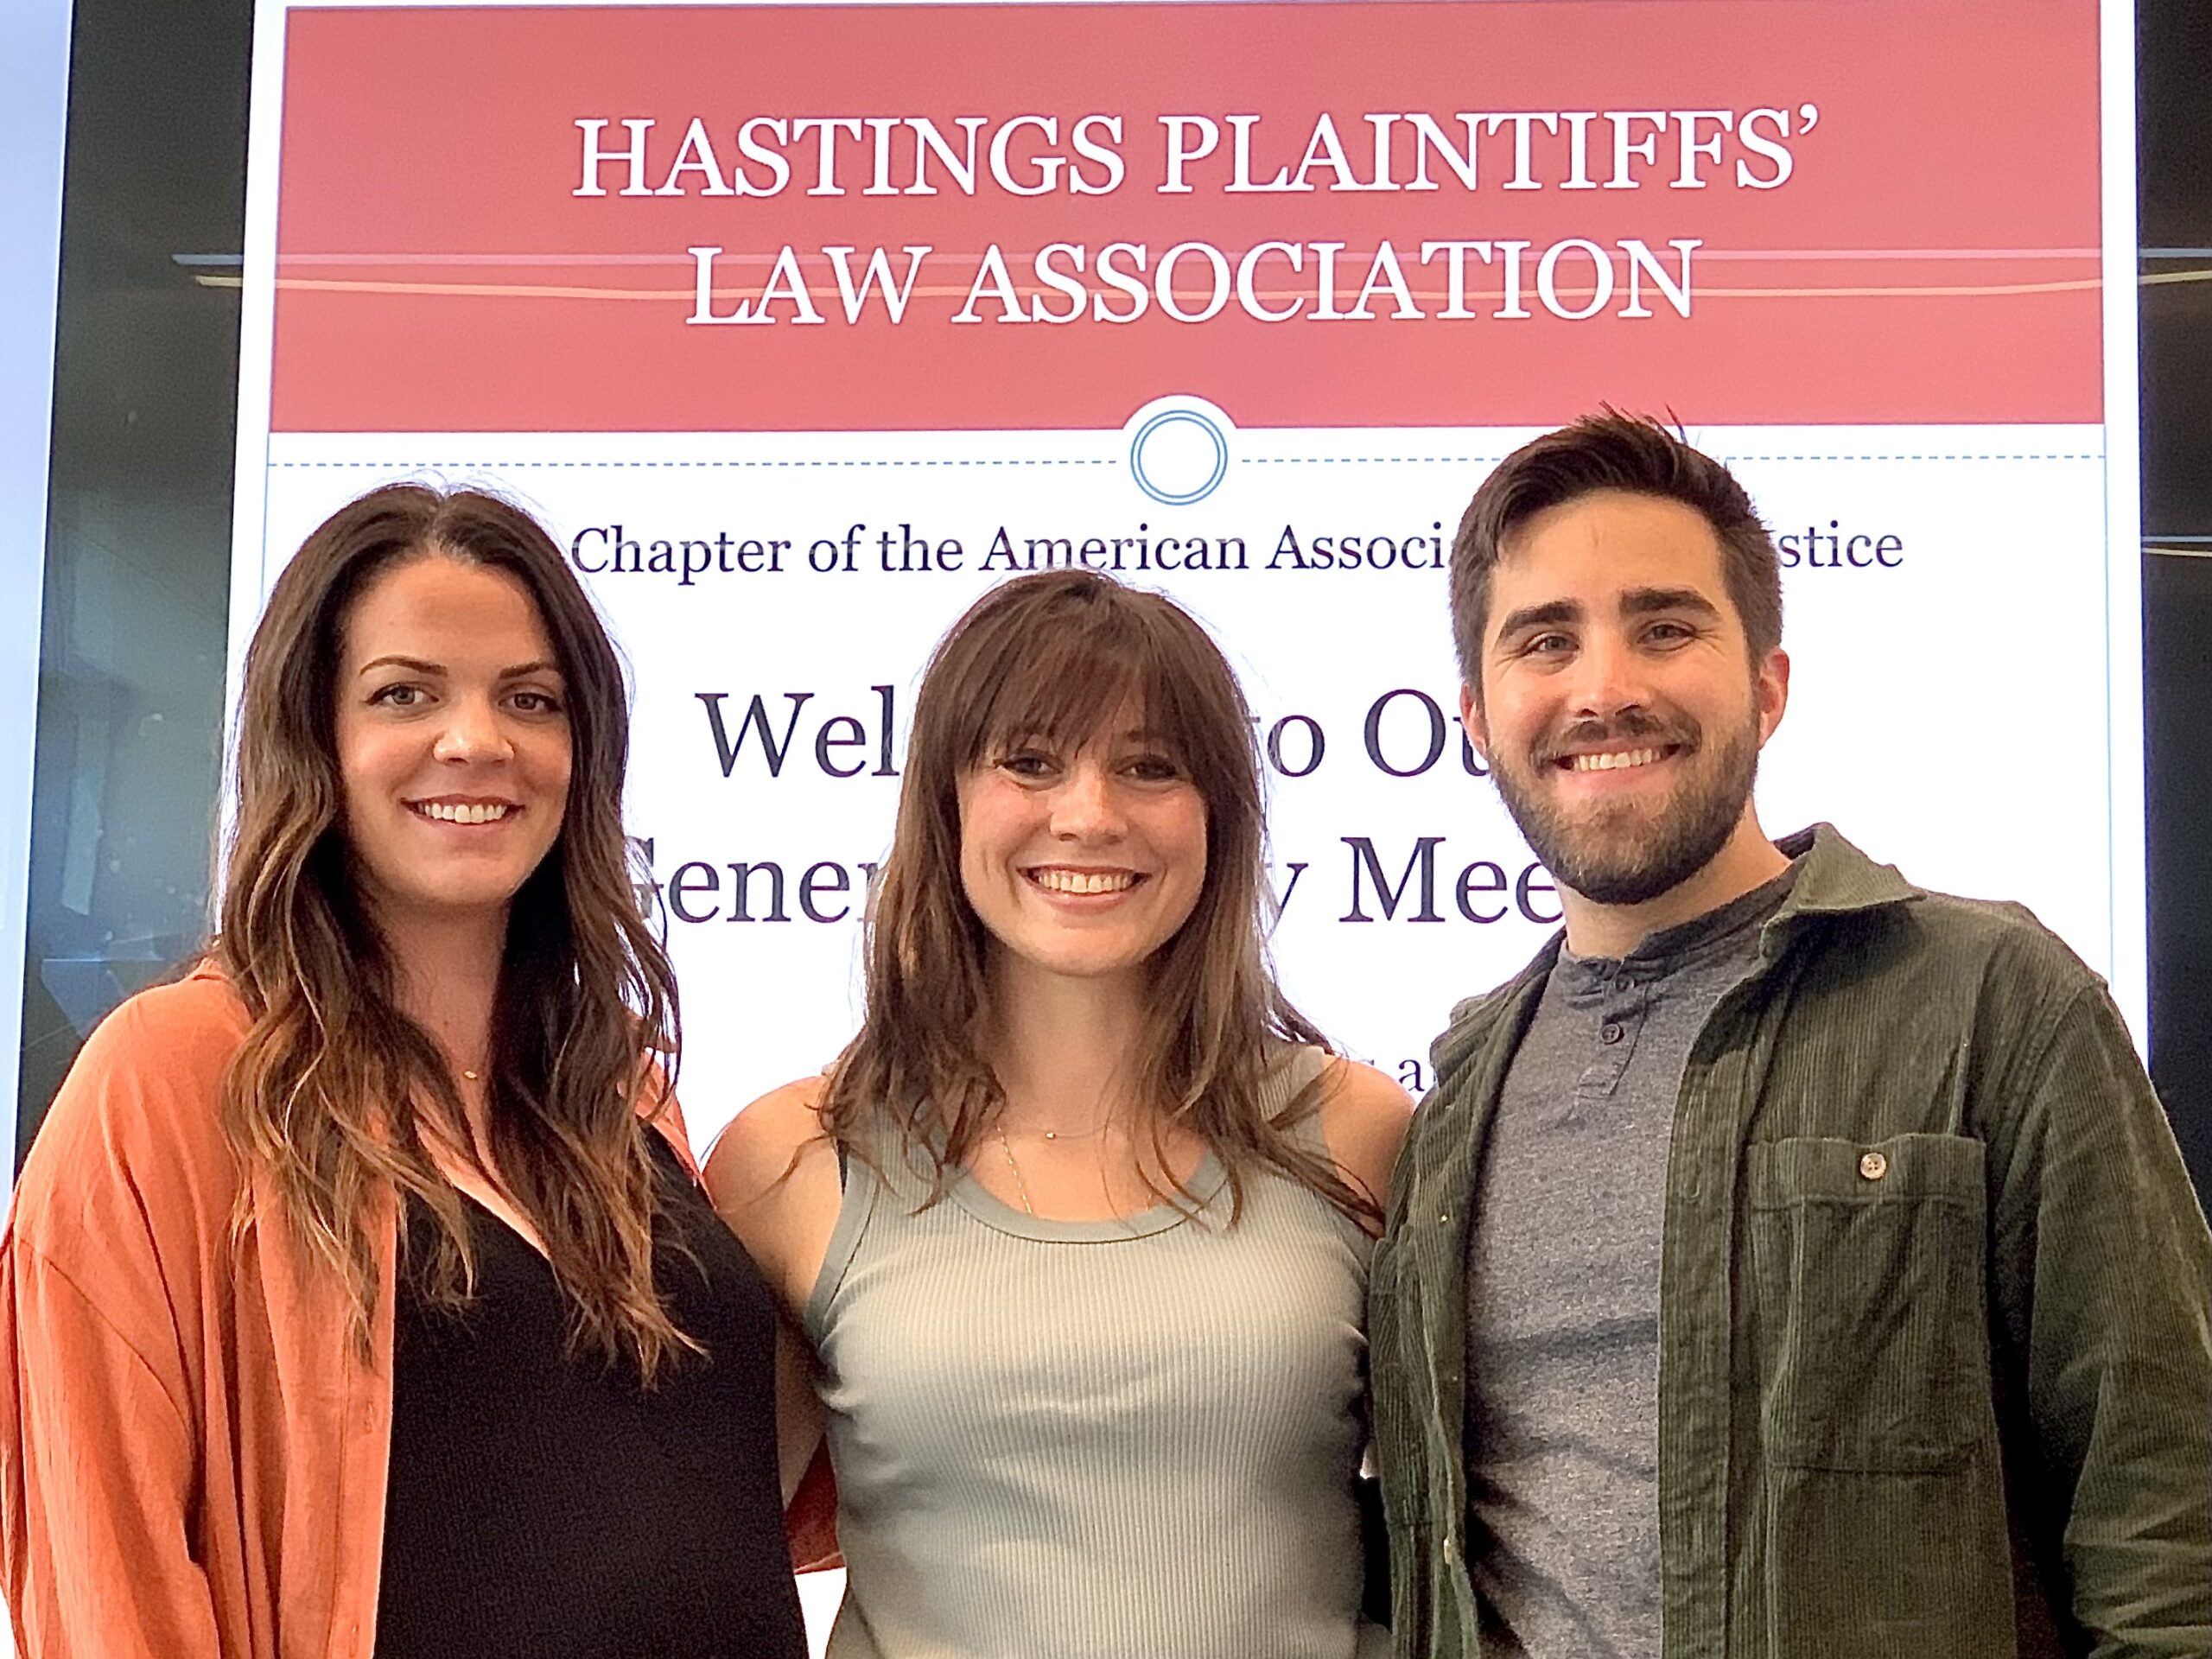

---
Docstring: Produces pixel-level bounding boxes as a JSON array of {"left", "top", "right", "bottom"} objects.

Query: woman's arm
[
  {"left": 702, "top": 1079, "right": 845, "bottom": 1504},
  {"left": 1, "top": 1239, "right": 226, "bottom": 1657},
  {"left": 0, "top": 988, "right": 239, "bottom": 1658},
  {"left": 1309, "top": 1054, "right": 1414, "bottom": 1628},
  {"left": 768, "top": 1317, "right": 829, "bottom": 1507},
  {"left": 1313, "top": 1056, "right": 1416, "bottom": 1236}
]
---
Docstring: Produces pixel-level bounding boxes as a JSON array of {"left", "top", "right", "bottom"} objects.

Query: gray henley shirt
[{"left": 1461, "top": 861, "right": 1799, "bottom": 1657}]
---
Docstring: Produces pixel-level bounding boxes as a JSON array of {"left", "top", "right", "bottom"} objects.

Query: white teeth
[
  {"left": 1033, "top": 868, "right": 1137, "bottom": 895},
  {"left": 1569, "top": 747, "right": 1663, "bottom": 772},
  {"left": 415, "top": 801, "right": 512, "bottom": 824}
]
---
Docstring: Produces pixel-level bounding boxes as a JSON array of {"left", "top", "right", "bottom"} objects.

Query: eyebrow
[
  {"left": 1619, "top": 586, "right": 1722, "bottom": 621},
  {"left": 1491, "top": 599, "right": 1582, "bottom": 645},
  {"left": 357, "top": 655, "right": 563, "bottom": 680}
]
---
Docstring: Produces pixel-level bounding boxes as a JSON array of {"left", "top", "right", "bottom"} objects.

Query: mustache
[{"left": 1535, "top": 710, "right": 1700, "bottom": 765}]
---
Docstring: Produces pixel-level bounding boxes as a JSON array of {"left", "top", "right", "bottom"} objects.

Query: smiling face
[
  {"left": 956, "top": 708, "right": 1209, "bottom": 992},
  {"left": 334, "top": 552, "right": 573, "bottom": 932},
  {"left": 1463, "top": 490, "right": 1788, "bottom": 908}
]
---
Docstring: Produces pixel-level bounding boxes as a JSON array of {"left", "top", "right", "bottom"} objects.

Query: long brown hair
[
  {"left": 218, "top": 485, "right": 692, "bottom": 1376},
  {"left": 822, "top": 569, "right": 1376, "bottom": 1226}
]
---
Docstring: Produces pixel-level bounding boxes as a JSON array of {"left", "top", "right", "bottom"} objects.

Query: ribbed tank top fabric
[{"left": 803, "top": 1047, "right": 1388, "bottom": 1659}]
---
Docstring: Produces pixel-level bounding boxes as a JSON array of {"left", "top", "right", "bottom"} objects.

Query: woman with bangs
[
  {"left": 0, "top": 486, "right": 806, "bottom": 1659},
  {"left": 709, "top": 569, "right": 1411, "bottom": 1659}
]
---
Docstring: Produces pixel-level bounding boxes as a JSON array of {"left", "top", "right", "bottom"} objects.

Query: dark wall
[
  {"left": 2148, "top": 554, "right": 2212, "bottom": 1200},
  {"left": 2140, "top": 0, "right": 2212, "bottom": 1205},
  {"left": 13, "top": 0, "right": 247, "bottom": 1154}
]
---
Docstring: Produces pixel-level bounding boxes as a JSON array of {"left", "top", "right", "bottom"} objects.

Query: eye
[
  {"left": 996, "top": 748, "right": 1058, "bottom": 781},
  {"left": 509, "top": 688, "right": 565, "bottom": 715},
  {"left": 367, "top": 682, "right": 427, "bottom": 709},
  {"left": 1642, "top": 620, "right": 1697, "bottom": 647},
  {"left": 1524, "top": 632, "right": 1574, "bottom": 657},
  {"left": 1122, "top": 752, "right": 1185, "bottom": 783}
]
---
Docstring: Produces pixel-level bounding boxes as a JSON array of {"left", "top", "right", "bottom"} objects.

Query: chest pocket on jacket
[{"left": 1749, "top": 1133, "right": 1989, "bottom": 1474}]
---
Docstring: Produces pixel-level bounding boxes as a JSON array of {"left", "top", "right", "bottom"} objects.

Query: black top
[{"left": 374, "top": 1135, "right": 807, "bottom": 1659}]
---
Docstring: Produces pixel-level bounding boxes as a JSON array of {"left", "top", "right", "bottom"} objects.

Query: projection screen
[{"left": 227, "top": 0, "right": 2145, "bottom": 1154}]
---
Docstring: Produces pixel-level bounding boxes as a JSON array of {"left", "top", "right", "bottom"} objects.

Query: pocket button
[{"left": 1858, "top": 1149, "right": 1889, "bottom": 1181}]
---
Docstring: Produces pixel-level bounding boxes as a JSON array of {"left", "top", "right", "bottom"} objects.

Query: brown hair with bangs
[
  {"left": 820, "top": 569, "right": 1376, "bottom": 1226},
  {"left": 219, "top": 483, "right": 694, "bottom": 1378}
]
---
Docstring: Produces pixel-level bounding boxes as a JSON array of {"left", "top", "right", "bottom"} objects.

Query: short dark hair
[{"left": 1449, "top": 411, "right": 1783, "bottom": 690}]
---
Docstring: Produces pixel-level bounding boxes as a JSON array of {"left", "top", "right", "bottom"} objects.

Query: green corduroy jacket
[{"left": 1370, "top": 824, "right": 2212, "bottom": 1659}]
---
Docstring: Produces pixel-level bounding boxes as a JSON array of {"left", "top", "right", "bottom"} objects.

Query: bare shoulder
[
  {"left": 701, "top": 1075, "right": 836, "bottom": 1213},
  {"left": 1308, "top": 1052, "right": 1414, "bottom": 1216},
  {"left": 700, "top": 1076, "right": 844, "bottom": 1315}
]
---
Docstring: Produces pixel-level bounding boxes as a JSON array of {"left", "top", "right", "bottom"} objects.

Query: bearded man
[{"left": 1368, "top": 413, "right": 2210, "bottom": 1659}]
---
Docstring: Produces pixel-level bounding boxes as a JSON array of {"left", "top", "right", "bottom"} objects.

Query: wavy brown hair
[
  {"left": 822, "top": 569, "right": 1376, "bottom": 1227},
  {"left": 218, "top": 485, "right": 692, "bottom": 1377}
]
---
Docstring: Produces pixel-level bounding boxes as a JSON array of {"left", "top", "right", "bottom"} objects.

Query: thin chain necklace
[
  {"left": 993, "top": 1123, "right": 1038, "bottom": 1217},
  {"left": 993, "top": 1112, "right": 1117, "bottom": 1217}
]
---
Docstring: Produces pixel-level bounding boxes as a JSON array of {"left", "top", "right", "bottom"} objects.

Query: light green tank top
[{"left": 803, "top": 1046, "right": 1387, "bottom": 1659}]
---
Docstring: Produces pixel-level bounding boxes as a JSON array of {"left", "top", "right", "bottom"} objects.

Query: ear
[
  {"left": 1755, "top": 647, "right": 1790, "bottom": 745},
  {"left": 1459, "top": 683, "right": 1492, "bottom": 765}
]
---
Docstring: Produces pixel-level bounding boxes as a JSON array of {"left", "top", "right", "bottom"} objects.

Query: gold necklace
[
  {"left": 1037, "top": 1122, "right": 1103, "bottom": 1142},
  {"left": 993, "top": 1123, "right": 1038, "bottom": 1216}
]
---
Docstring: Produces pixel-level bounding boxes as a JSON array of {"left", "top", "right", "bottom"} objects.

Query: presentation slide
[{"left": 230, "top": 0, "right": 2142, "bottom": 1153}]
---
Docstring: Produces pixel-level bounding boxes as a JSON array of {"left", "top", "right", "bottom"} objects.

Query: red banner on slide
[{"left": 268, "top": 1, "right": 2103, "bottom": 433}]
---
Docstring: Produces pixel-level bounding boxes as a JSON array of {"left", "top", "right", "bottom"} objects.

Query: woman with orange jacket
[{"left": 0, "top": 486, "right": 807, "bottom": 1659}]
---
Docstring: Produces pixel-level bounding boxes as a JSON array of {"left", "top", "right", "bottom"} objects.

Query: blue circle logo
[{"left": 1128, "top": 410, "right": 1230, "bottom": 505}]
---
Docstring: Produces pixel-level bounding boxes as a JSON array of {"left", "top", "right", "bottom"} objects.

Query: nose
[
  {"left": 430, "top": 692, "right": 514, "bottom": 765},
  {"left": 1049, "top": 758, "right": 1125, "bottom": 843},
  {"left": 1563, "top": 627, "right": 1652, "bottom": 724}
]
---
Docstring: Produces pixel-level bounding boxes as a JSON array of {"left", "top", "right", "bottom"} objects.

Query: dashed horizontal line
[
  {"left": 1248, "top": 454, "right": 1506, "bottom": 465},
  {"left": 1716, "top": 453, "right": 2101, "bottom": 461},
  {"left": 1246, "top": 452, "right": 2101, "bottom": 465},
  {"left": 270, "top": 457, "right": 1121, "bottom": 468}
]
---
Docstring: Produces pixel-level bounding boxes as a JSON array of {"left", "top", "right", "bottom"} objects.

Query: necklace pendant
[{"left": 1042, "top": 1129, "right": 1058, "bottom": 1141}]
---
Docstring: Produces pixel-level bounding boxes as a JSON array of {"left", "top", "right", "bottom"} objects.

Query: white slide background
[{"left": 251, "top": 417, "right": 2126, "bottom": 1153}]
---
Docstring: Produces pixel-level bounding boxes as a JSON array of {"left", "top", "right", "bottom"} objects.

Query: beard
[{"left": 1490, "top": 704, "right": 1762, "bottom": 907}]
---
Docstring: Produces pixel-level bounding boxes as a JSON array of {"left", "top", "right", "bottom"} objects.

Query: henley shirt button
[
  {"left": 1601, "top": 1022, "right": 1624, "bottom": 1045},
  {"left": 1859, "top": 1149, "right": 1890, "bottom": 1180}
]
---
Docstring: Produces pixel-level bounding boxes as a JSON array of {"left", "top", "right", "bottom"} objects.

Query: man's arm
[{"left": 1984, "top": 978, "right": 2212, "bottom": 1657}]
